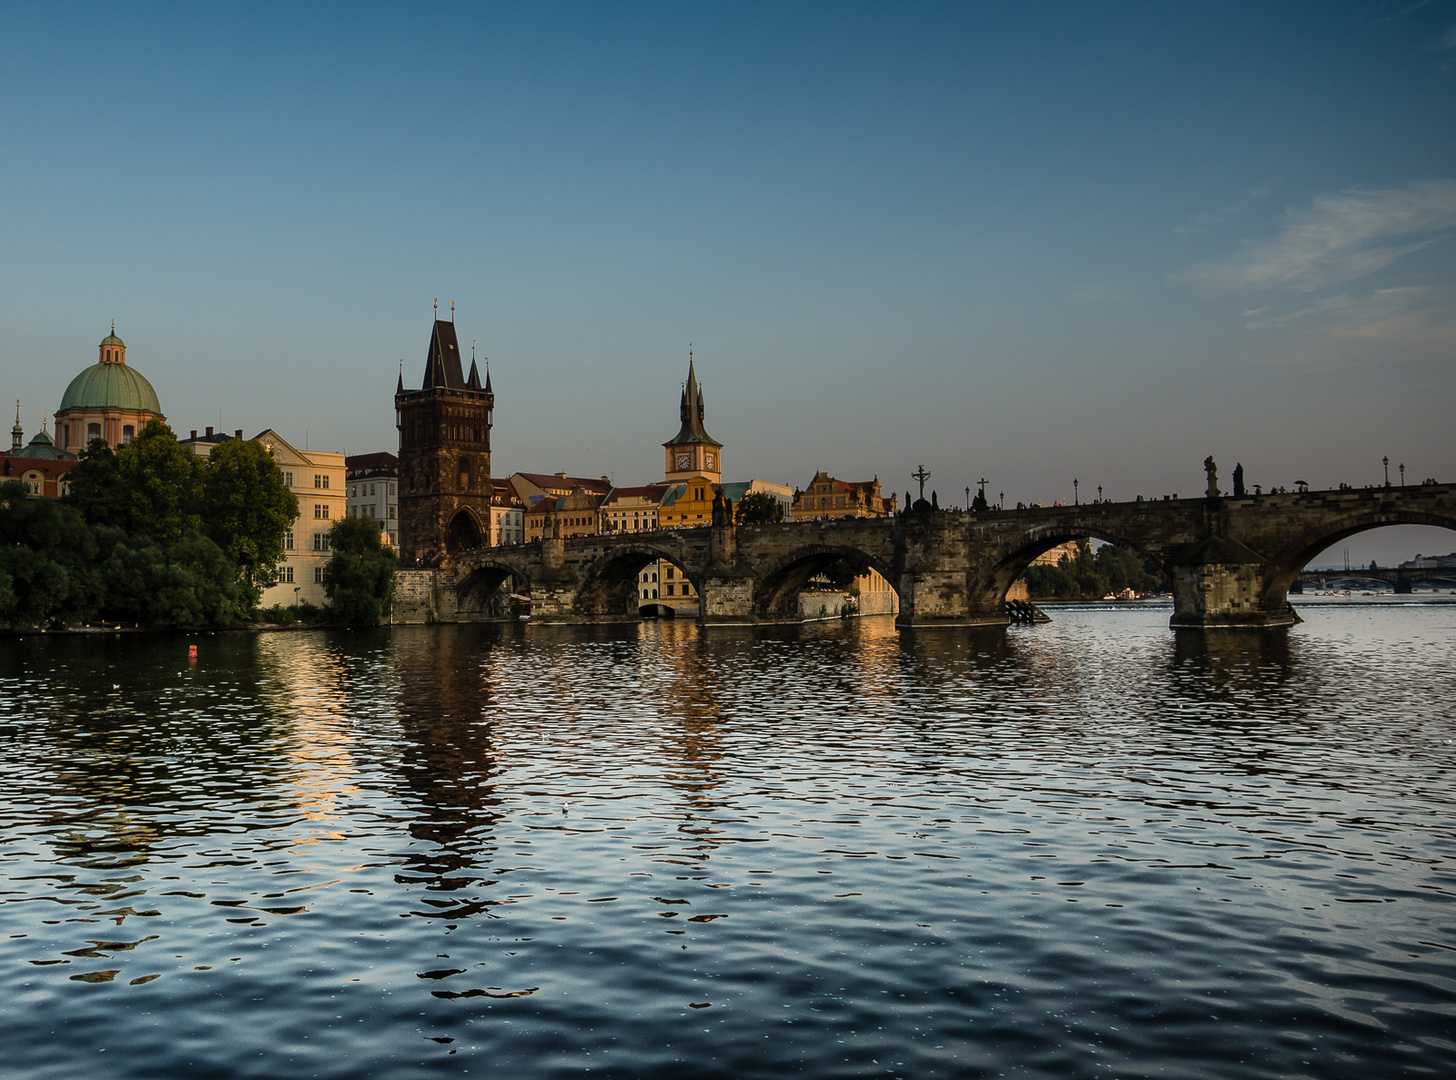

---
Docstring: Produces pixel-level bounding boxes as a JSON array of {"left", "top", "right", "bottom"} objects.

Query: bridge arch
[
  {"left": 752, "top": 543, "right": 900, "bottom": 620},
  {"left": 452, "top": 556, "right": 532, "bottom": 617},
  {"left": 573, "top": 543, "right": 703, "bottom": 620},
  {"left": 973, "top": 524, "right": 1166, "bottom": 608},
  {"left": 1261, "top": 507, "right": 1456, "bottom": 604}
]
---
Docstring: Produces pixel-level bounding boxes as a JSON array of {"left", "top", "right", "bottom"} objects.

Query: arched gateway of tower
[{"left": 395, "top": 316, "right": 495, "bottom": 563}]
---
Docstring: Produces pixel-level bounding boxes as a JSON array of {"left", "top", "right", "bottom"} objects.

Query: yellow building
[
  {"left": 253, "top": 430, "right": 346, "bottom": 608},
  {"left": 793, "top": 471, "right": 891, "bottom": 519}
]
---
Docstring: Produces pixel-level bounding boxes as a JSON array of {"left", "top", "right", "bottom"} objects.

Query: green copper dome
[{"left": 58, "top": 362, "right": 163, "bottom": 415}]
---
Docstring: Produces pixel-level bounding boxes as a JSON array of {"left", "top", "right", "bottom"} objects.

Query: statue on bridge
[
  {"left": 1233, "top": 462, "right": 1245, "bottom": 498},
  {"left": 1204, "top": 456, "right": 1219, "bottom": 499}
]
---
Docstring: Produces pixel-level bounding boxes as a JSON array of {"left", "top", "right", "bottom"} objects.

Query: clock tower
[{"left": 663, "top": 354, "right": 722, "bottom": 485}]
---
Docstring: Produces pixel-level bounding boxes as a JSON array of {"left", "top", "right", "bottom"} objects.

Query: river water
[{"left": 1, "top": 602, "right": 1453, "bottom": 1079}]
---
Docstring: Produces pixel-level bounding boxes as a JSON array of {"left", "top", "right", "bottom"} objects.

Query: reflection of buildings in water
[
  {"left": 255, "top": 632, "right": 360, "bottom": 834},
  {"left": 388, "top": 625, "right": 503, "bottom": 919},
  {"left": 652, "top": 621, "right": 729, "bottom": 808}
]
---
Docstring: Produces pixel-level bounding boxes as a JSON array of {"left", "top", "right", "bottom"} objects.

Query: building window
[
  {"left": 284, "top": 531, "right": 294, "bottom": 550},
  {"left": 314, "top": 566, "right": 324, "bottom": 583},
  {"left": 87, "top": 422, "right": 101, "bottom": 442},
  {"left": 283, "top": 472, "right": 293, "bottom": 486},
  {"left": 122, "top": 425, "right": 135, "bottom": 443},
  {"left": 313, "top": 533, "right": 331, "bottom": 552},
  {"left": 665, "top": 583, "right": 674, "bottom": 596},
  {"left": 279, "top": 565, "right": 293, "bottom": 583}
]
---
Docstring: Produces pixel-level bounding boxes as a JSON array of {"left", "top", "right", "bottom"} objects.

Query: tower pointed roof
[
  {"left": 484, "top": 363, "right": 492, "bottom": 394},
  {"left": 662, "top": 354, "right": 720, "bottom": 448},
  {"left": 466, "top": 357, "right": 481, "bottom": 390},
  {"left": 420, "top": 319, "right": 467, "bottom": 390}
]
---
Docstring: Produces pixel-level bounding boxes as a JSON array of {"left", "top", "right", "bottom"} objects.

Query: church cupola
[{"left": 99, "top": 323, "right": 126, "bottom": 365}]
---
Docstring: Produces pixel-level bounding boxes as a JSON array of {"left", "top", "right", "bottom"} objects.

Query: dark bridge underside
[{"left": 432, "top": 484, "right": 1456, "bottom": 630}]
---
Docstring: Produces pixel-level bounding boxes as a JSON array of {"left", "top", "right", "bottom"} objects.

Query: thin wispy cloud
[
  {"left": 1174, "top": 179, "right": 1456, "bottom": 292},
  {"left": 1173, "top": 181, "right": 1276, "bottom": 237}
]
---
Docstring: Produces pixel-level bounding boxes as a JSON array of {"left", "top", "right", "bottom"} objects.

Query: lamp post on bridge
[
  {"left": 966, "top": 487, "right": 971, "bottom": 511},
  {"left": 1400, "top": 462, "right": 1405, "bottom": 486},
  {"left": 1383, "top": 456, "right": 1390, "bottom": 487},
  {"left": 1073, "top": 478, "right": 1078, "bottom": 506},
  {"left": 1098, "top": 484, "right": 1103, "bottom": 503}
]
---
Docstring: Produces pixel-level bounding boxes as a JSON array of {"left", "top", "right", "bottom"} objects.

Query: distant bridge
[
  {"left": 395, "top": 482, "right": 1456, "bottom": 631},
  {"left": 1293, "top": 566, "right": 1456, "bottom": 593}
]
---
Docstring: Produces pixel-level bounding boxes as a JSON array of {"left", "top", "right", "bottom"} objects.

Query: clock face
[{"left": 676, "top": 453, "right": 691, "bottom": 470}]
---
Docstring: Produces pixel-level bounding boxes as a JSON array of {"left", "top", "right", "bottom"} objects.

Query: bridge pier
[
  {"left": 698, "top": 569, "right": 757, "bottom": 626},
  {"left": 1169, "top": 538, "right": 1296, "bottom": 630}
]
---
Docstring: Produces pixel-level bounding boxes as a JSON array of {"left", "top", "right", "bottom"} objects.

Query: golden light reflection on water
[{"left": 255, "top": 632, "right": 360, "bottom": 832}]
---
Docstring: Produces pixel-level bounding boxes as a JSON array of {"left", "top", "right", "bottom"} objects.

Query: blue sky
[{"left": 4, "top": 1, "right": 1454, "bottom": 563}]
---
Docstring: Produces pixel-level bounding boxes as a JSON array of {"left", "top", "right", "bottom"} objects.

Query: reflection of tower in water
[
  {"left": 389, "top": 626, "right": 503, "bottom": 920},
  {"left": 653, "top": 622, "right": 730, "bottom": 814}
]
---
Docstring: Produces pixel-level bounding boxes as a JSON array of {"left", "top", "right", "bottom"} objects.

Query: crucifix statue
[{"left": 911, "top": 465, "right": 932, "bottom": 501}]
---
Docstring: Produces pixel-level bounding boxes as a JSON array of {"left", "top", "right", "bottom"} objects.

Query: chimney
[
  {"left": 235, "top": 429, "right": 243, "bottom": 440},
  {"left": 206, "top": 426, "right": 214, "bottom": 437},
  {"left": 190, "top": 430, "right": 198, "bottom": 440}
]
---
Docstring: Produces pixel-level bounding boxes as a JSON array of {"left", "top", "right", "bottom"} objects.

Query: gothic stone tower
[
  {"left": 396, "top": 318, "right": 494, "bottom": 561},
  {"left": 663, "top": 355, "right": 722, "bottom": 485}
]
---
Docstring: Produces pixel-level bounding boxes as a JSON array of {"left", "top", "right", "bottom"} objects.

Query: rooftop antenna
[
  {"left": 433, "top": 297, "right": 438, "bottom": 318},
  {"left": 451, "top": 300, "right": 455, "bottom": 322}
]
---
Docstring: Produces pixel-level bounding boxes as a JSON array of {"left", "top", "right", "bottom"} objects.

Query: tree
[
  {"left": 820, "top": 551, "right": 872, "bottom": 589},
  {"left": 115, "top": 420, "right": 202, "bottom": 545},
  {"left": 323, "top": 515, "right": 396, "bottom": 624},
  {"left": 63, "top": 440, "right": 127, "bottom": 527},
  {"left": 735, "top": 490, "right": 784, "bottom": 524},
  {"left": 200, "top": 437, "right": 299, "bottom": 604},
  {"left": 0, "top": 479, "right": 99, "bottom": 626}
]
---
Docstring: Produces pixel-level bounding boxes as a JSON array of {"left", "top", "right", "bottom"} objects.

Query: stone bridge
[
  {"left": 396, "top": 482, "right": 1456, "bottom": 630},
  {"left": 1293, "top": 565, "right": 1456, "bottom": 593}
]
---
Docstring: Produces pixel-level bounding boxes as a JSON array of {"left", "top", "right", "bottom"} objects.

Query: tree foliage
[
  {"left": 0, "top": 424, "right": 301, "bottom": 628},
  {"left": 201, "top": 437, "right": 299, "bottom": 602},
  {"left": 323, "top": 515, "right": 396, "bottom": 625},
  {"left": 1023, "top": 540, "right": 1166, "bottom": 600},
  {"left": 735, "top": 491, "right": 785, "bottom": 525},
  {"left": 0, "top": 480, "right": 98, "bottom": 626}
]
